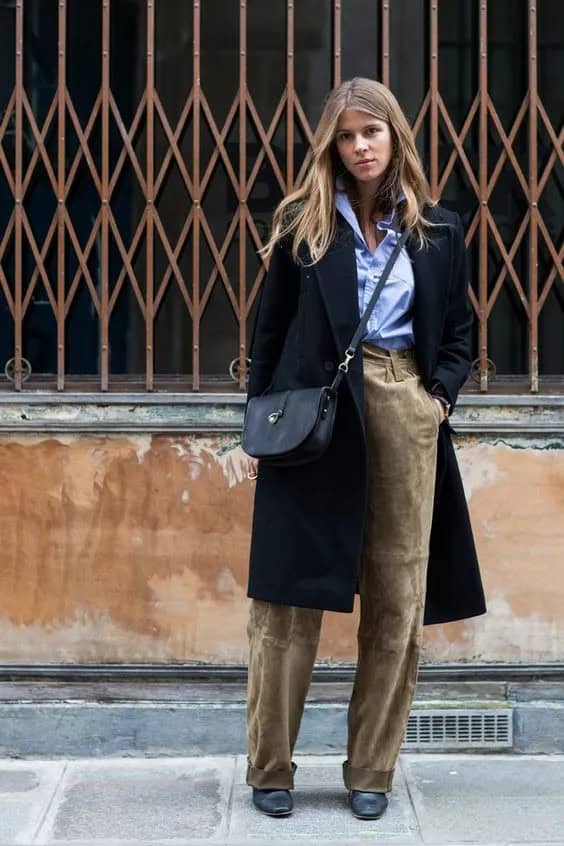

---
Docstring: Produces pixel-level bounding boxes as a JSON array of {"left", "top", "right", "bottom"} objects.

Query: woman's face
[{"left": 334, "top": 108, "right": 393, "bottom": 190}]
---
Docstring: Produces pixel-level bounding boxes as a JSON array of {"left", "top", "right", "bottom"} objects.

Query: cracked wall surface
[{"left": 0, "top": 432, "right": 562, "bottom": 664}]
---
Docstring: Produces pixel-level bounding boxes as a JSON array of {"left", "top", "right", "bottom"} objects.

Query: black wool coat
[{"left": 245, "top": 203, "right": 486, "bottom": 625}]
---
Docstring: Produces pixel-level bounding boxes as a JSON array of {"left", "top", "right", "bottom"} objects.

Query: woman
[{"left": 243, "top": 78, "right": 486, "bottom": 821}]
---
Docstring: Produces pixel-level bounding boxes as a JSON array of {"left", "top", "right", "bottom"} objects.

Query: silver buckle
[{"left": 338, "top": 348, "right": 355, "bottom": 373}]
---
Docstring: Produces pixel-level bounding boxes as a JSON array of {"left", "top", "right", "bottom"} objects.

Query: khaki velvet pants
[{"left": 246, "top": 342, "right": 441, "bottom": 793}]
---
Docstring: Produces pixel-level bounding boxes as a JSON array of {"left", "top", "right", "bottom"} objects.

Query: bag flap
[{"left": 242, "top": 387, "right": 330, "bottom": 457}]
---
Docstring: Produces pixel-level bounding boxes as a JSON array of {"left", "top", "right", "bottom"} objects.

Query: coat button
[{"left": 324, "top": 360, "right": 335, "bottom": 372}]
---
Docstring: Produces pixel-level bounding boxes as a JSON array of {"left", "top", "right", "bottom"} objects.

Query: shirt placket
[{"left": 366, "top": 251, "right": 380, "bottom": 335}]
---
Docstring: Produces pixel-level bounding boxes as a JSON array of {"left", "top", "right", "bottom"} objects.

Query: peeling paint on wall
[
  {"left": 0, "top": 433, "right": 562, "bottom": 664},
  {"left": 424, "top": 439, "right": 564, "bottom": 662},
  {"left": 0, "top": 434, "right": 252, "bottom": 662},
  {"left": 422, "top": 592, "right": 564, "bottom": 662}
]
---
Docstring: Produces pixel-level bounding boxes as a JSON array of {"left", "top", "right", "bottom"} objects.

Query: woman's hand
[
  {"left": 432, "top": 396, "right": 447, "bottom": 423},
  {"left": 247, "top": 457, "right": 259, "bottom": 480}
]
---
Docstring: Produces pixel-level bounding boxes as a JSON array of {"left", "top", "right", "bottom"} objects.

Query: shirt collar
[{"left": 334, "top": 174, "right": 406, "bottom": 243}]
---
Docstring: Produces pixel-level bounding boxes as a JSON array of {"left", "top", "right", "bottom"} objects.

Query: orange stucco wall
[{"left": 0, "top": 432, "right": 562, "bottom": 664}]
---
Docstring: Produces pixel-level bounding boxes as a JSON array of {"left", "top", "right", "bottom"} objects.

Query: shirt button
[{"left": 323, "top": 360, "right": 335, "bottom": 372}]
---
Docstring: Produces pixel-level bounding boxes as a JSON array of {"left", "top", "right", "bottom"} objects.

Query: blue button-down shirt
[{"left": 335, "top": 178, "right": 415, "bottom": 349}]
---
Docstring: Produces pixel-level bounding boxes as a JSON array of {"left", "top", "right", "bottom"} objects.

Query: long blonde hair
[{"left": 260, "top": 78, "right": 435, "bottom": 264}]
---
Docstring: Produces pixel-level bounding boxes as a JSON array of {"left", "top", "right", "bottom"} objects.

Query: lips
[{"left": 356, "top": 160, "right": 374, "bottom": 165}]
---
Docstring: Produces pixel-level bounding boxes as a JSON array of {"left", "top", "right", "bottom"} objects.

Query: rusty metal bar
[
  {"left": 528, "top": 0, "right": 539, "bottom": 392},
  {"left": 145, "top": 0, "right": 155, "bottom": 391},
  {"left": 57, "top": 0, "right": 66, "bottom": 390},
  {"left": 479, "top": 0, "right": 489, "bottom": 392},
  {"left": 286, "top": 0, "right": 294, "bottom": 190},
  {"left": 237, "top": 1, "right": 247, "bottom": 392},
  {"left": 14, "top": 0, "right": 23, "bottom": 390},
  {"left": 381, "top": 0, "right": 390, "bottom": 86},
  {"left": 192, "top": 0, "right": 201, "bottom": 391},
  {"left": 333, "top": 0, "right": 341, "bottom": 87},
  {"left": 100, "top": 0, "right": 110, "bottom": 390},
  {"left": 429, "top": 0, "right": 439, "bottom": 199}
]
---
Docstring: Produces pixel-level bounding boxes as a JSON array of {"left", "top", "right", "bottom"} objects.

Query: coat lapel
[
  {"left": 311, "top": 212, "right": 359, "bottom": 359},
  {"left": 407, "top": 225, "right": 450, "bottom": 382},
  {"left": 310, "top": 213, "right": 365, "bottom": 422}
]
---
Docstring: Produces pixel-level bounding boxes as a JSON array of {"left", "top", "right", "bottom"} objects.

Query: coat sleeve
[
  {"left": 247, "top": 239, "right": 300, "bottom": 399},
  {"left": 430, "top": 213, "right": 473, "bottom": 412}
]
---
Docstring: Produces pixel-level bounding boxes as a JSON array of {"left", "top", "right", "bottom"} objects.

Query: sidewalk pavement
[{"left": 1, "top": 753, "right": 563, "bottom": 846}]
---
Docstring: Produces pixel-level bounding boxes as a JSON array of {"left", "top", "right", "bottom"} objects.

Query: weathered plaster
[
  {"left": 0, "top": 432, "right": 562, "bottom": 664},
  {"left": 0, "top": 435, "right": 252, "bottom": 662},
  {"left": 421, "top": 439, "right": 564, "bottom": 662}
]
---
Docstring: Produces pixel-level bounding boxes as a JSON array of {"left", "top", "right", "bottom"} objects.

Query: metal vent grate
[{"left": 402, "top": 708, "right": 512, "bottom": 750}]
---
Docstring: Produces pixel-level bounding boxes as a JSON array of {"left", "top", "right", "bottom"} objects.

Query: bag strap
[{"left": 331, "top": 227, "right": 410, "bottom": 391}]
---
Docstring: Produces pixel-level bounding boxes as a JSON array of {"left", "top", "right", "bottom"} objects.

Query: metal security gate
[{"left": 0, "top": 0, "right": 562, "bottom": 393}]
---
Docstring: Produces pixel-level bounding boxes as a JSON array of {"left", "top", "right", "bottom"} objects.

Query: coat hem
[
  {"left": 247, "top": 586, "right": 355, "bottom": 614},
  {"left": 247, "top": 588, "right": 487, "bottom": 624},
  {"left": 424, "top": 603, "right": 487, "bottom": 626}
]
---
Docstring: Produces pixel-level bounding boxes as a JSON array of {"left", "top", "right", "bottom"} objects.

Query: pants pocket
[{"left": 422, "top": 386, "right": 442, "bottom": 429}]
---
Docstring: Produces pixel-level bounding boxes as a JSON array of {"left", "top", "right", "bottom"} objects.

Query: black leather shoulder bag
[{"left": 242, "top": 228, "right": 410, "bottom": 467}]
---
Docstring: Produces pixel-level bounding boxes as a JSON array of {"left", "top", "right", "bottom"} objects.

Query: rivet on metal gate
[
  {"left": 4, "top": 357, "right": 32, "bottom": 383},
  {"left": 471, "top": 357, "right": 496, "bottom": 384},
  {"left": 229, "top": 357, "right": 251, "bottom": 383}
]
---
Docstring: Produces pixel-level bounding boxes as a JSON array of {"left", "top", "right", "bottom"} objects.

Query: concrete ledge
[
  {"left": 0, "top": 393, "right": 247, "bottom": 434},
  {"left": 1, "top": 680, "right": 563, "bottom": 757},
  {"left": 0, "top": 392, "right": 562, "bottom": 433},
  {"left": 514, "top": 702, "right": 564, "bottom": 753}
]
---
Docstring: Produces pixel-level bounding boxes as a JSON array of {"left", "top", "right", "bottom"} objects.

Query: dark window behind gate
[{"left": 0, "top": 0, "right": 562, "bottom": 393}]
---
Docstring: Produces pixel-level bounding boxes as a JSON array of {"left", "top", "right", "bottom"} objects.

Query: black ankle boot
[
  {"left": 252, "top": 787, "right": 293, "bottom": 816},
  {"left": 348, "top": 789, "right": 388, "bottom": 820}
]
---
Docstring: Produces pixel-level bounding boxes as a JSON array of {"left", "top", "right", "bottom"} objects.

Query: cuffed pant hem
[
  {"left": 342, "top": 760, "right": 394, "bottom": 793},
  {"left": 246, "top": 761, "right": 297, "bottom": 790}
]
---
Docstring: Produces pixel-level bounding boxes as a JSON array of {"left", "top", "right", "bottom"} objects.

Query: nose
[{"left": 353, "top": 134, "right": 368, "bottom": 155}]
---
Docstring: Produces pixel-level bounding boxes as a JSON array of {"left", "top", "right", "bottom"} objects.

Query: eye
[
  {"left": 366, "top": 126, "right": 382, "bottom": 135},
  {"left": 337, "top": 131, "right": 352, "bottom": 141}
]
